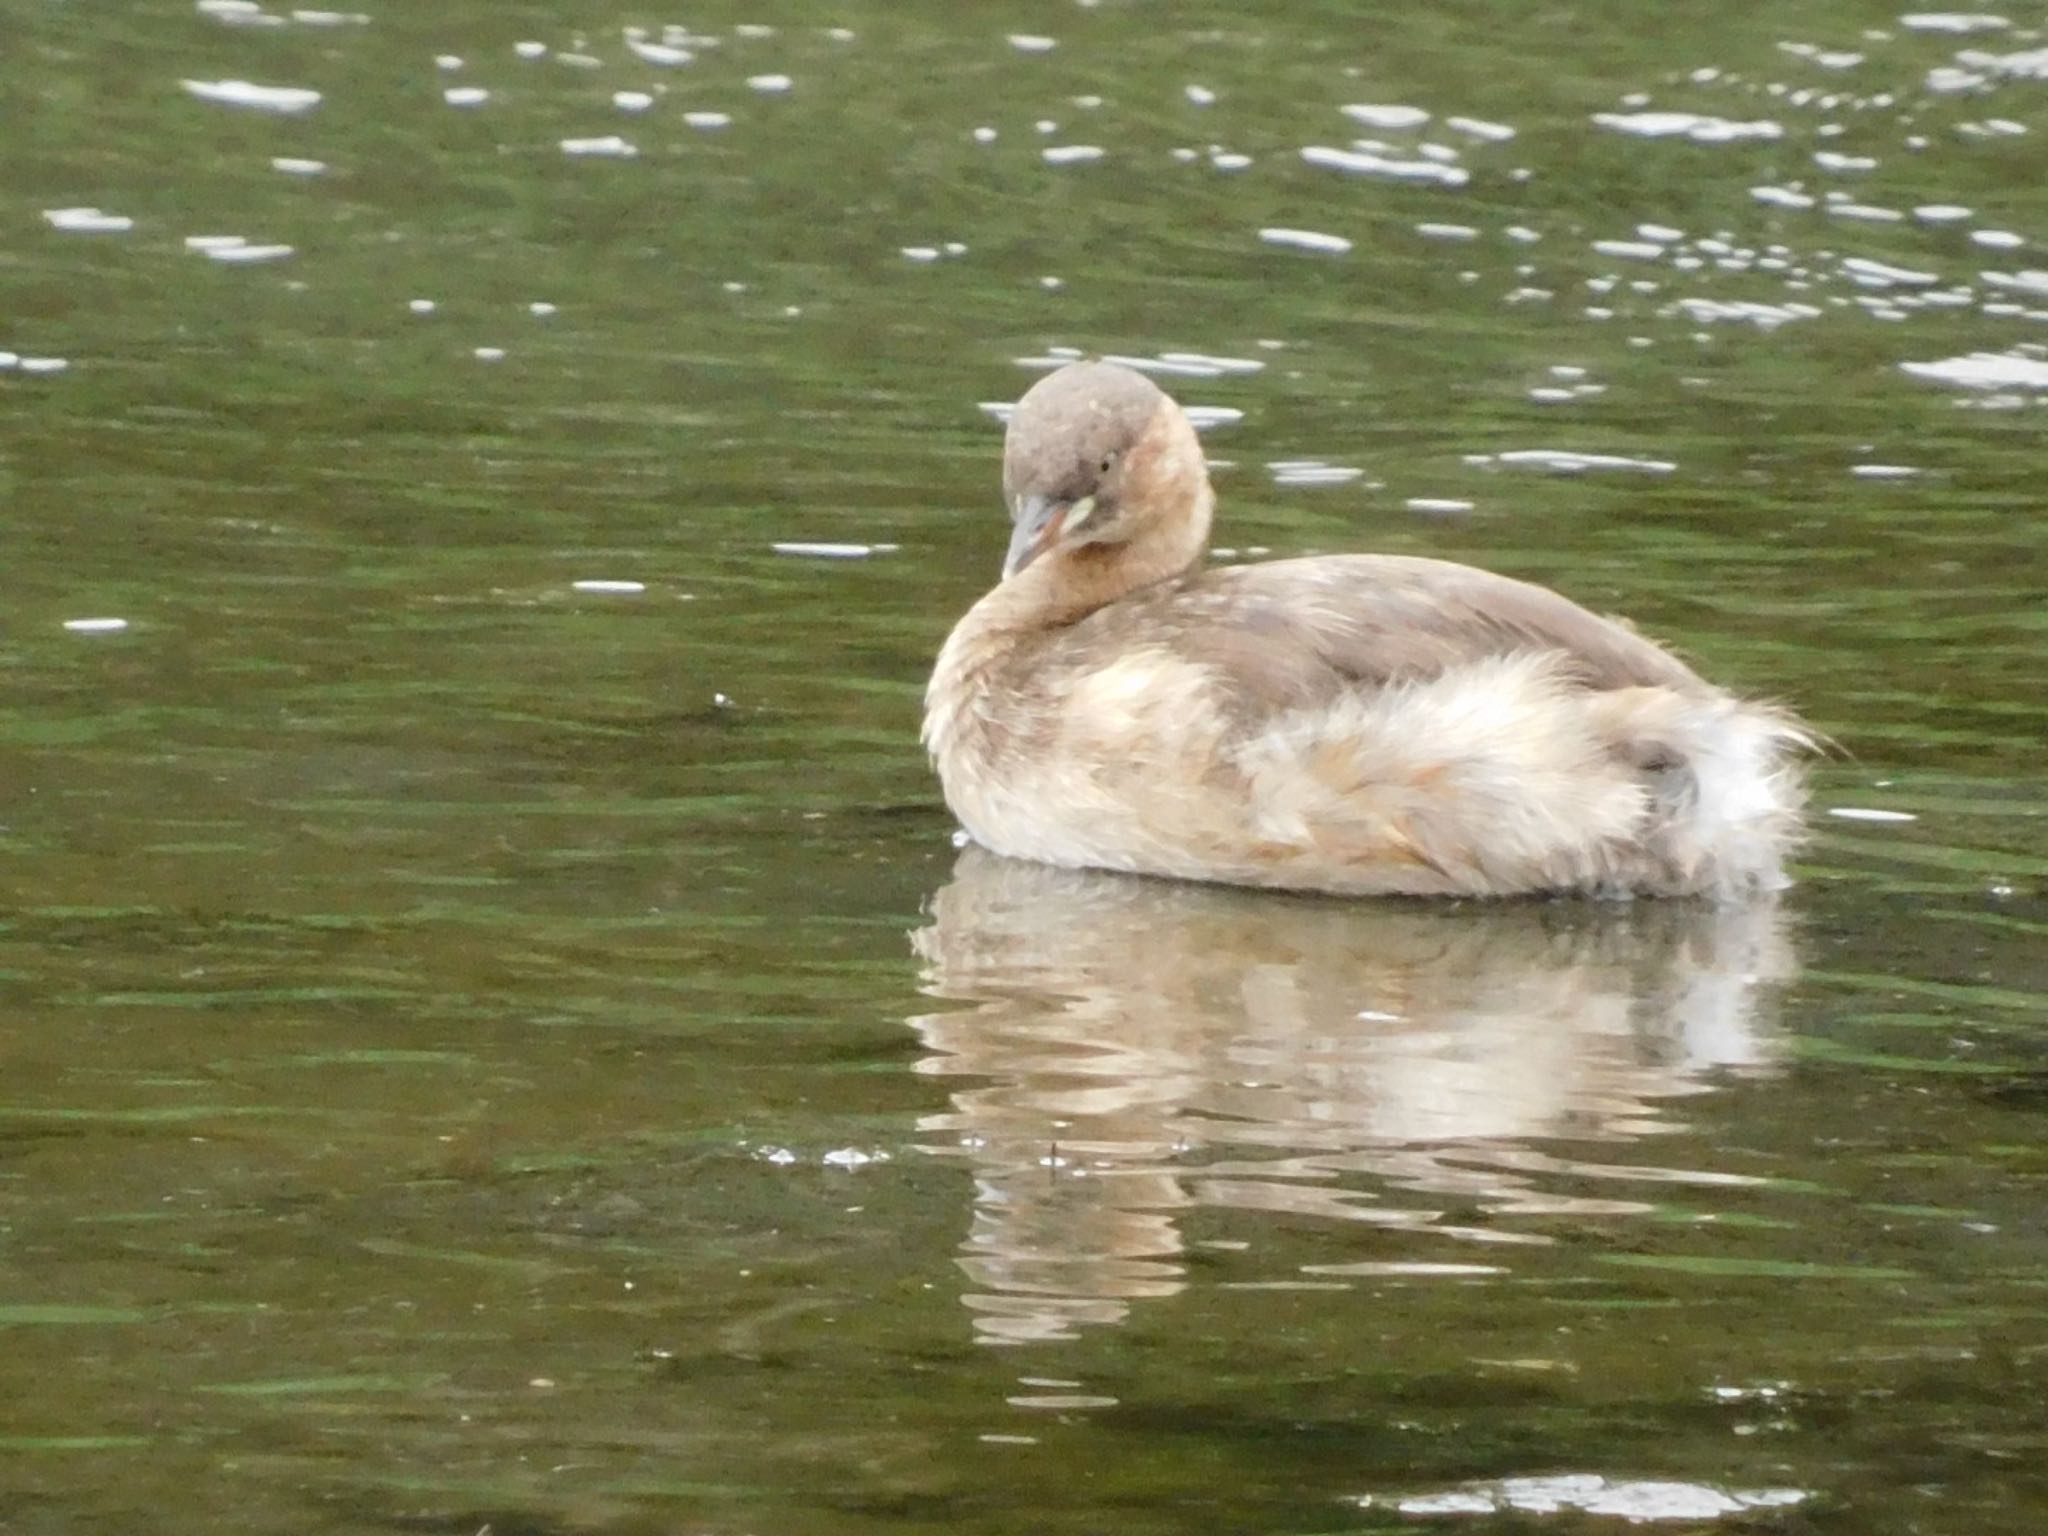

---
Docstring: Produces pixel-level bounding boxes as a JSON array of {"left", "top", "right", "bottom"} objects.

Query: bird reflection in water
[{"left": 908, "top": 849, "right": 1797, "bottom": 1344}]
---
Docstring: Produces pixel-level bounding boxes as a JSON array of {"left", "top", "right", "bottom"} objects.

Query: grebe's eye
[{"left": 1099, "top": 452, "right": 1117, "bottom": 474}]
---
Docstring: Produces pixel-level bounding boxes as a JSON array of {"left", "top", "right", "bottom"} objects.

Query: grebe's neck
[
  {"left": 995, "top": 526, "right": 1206, "bottom": 629},
  {"left": 922, "top": 504, "right": 1206, "bottom": 761},
  {"left": 988, "top": 446, "right": 1216, "bottom": 630}
]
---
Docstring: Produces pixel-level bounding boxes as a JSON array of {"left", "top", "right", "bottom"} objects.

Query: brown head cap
[{"left": 1002, "top": 361, "right": 1166, "bottom": 512}]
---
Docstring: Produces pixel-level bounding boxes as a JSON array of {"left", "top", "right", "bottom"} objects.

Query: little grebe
[{"left": 925, "top": 361, "right": 1810, "bottom": 898}]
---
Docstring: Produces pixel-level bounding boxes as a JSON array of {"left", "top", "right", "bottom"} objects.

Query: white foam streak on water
[
  {"left": 1301, "top": 146, "right": 1469, "bottom": 186},
  {"left": 1341, "top": 103, "right": 1430, "bottom": 129},
  {"left": 271, "top": 156, "right": 327, "bottom": 175},
  {"left": 1271, "top": 463, "right": 1363, "bottom": 487},
  {"left": 181, "top": 78, "right": 321, "bottom": 112},
  {"left": 1926, "top": 65, "right": 1989, "bottom": 91},
  {"left": 983, "top": 394, "right": 1241, "bottom": 432},
  {"left": 1593, "top": 111, "right": 1782, "bottom": 142},
  {"left": 185, "top": 235, "right": 293, "bottom": 262},
  {"left": 624, "top": 36, "right": 693, "bottom": 65},
  {"left": 1958, "top": 44, "right": 2048, "bottom": 79},
  {"left": 63, "top": 617, "right": 128, "bottom": 633},
  {"left": 1828, "top": 807, "right": 1919, "bottom": 823},
  {"left": 1899, "top": 13, "right": 2012, "bottom": 32},
  {"left": 1981, "top": 270, "right": 2048, "bottom": 297},
  {"left": 1901, "top": 351, "right": 2048, "bottom": 390},
  {"left": 821, "top": 1147, "right": 888, "bottom": 1169},
  {"left": 1007, "top": 34, "right": 1057, "bottom": 53},
  {"left": 200, "top": 1, "right": 364, "bottom": 27},
  {"left": 1016, "top": 347, "right": 1085, "bottom": 367},
  {"left": 1752, "top": 185, "right": 1816, "bottom": 209},
  {"left": 1777, "top": 40, "right": 1865, "bottom": 70},
  {"left": 44, "top": 207, "right": 133, "bottom": 233},
  {"left": 1102, "top": 352, "right": 1262, "bottom": 378},
  {"left": 683, "top": 112, "right": 731, "bottom": 129},
  {"left": 1673, "top": 298, "right": 1822, "bottom": 329},
  {"left": 572, "top": 580, "right": 646, "bottom": 594},
  {"left": 1042, "top": 145, "right": 1104, "bottom": 165},
  {"left": 1444, "top": 114, "right": 1515, "bottom": 141},
  {"left": 1306, "top": 1260, "right": 1499, "bottom": 1276},
  {"left": 1379, "top": 1475, "right": 1807, "bottom": 1521},
  {"left": 443, "top": 87, "right": 489, "bottom": 106},
  {"left": 1840, "top": 256, "right": 1940, "bottom": 287},
  {"left": 772, "top": 542, "right": 886, "bottom": 559},
  {"left": 197, "top": 0, "right": 274, "bottom": 23},
  {"left": 1259, "top": 226, "right": 1352, "bottom": 254},
  {"left": 1470, "top": 450, "right": 1677, "bottom": 474},
  {"left": 561, "top": 136, "right": 637, "bottom": 157},
  {"left": 747, "top": 74, "right": 793, "bottom": 93}
]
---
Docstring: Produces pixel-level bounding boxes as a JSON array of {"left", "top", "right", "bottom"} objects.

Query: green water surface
[{"left": 4, "top": 2, "right": 2045, "bottom": 1533}]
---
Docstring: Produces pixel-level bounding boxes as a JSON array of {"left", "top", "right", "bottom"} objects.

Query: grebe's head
[{"left": 999, "top": 360, "right": 1214, "bottom": 581}]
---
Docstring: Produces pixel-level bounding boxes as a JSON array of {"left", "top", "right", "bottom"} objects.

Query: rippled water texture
[{"left": 5, "top": 3, "right": 2046, "bottom": 1533}]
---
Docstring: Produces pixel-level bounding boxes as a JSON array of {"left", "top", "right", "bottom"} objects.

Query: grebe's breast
[{"left": 924, "top": 554, "right": 1804, "bottom": 898}]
